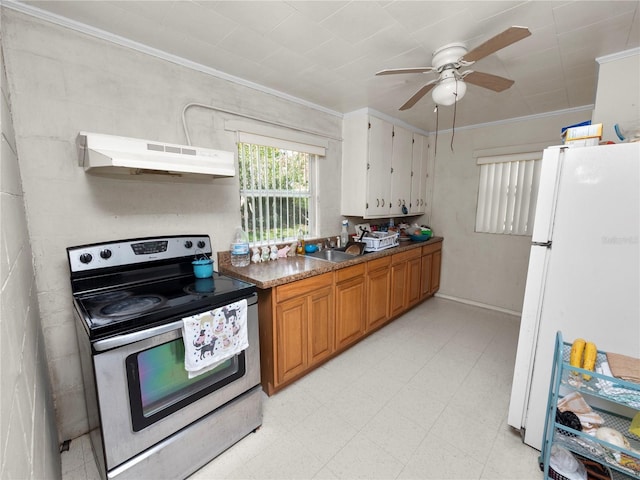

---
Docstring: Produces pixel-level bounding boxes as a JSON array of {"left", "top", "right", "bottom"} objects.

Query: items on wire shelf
[{"left": 541, "top": 332, "right": 640, "bottom": 480}]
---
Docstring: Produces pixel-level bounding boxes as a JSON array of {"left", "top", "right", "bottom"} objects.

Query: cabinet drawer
[
  {"left": 391, "top": 248, "right": 421, "bottom": 264},
  {"left": 422, "top": 242, "right": 442, "bottom": 255},
  {"left": 335, "top": 263, "right": 366, "bottom": 283},
  {"left": 367, "top": 256, "right": 391, "bottom": 271},
  {"left": 276, "top": 272, "right": 333, "bottom": 303}
]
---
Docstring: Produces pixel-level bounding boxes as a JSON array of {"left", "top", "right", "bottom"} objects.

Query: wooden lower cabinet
[
  {"left": 420, "top": 253, "right": 433, "bottom": 298},
  {"left": 390, "top": 248, "right": 422, "bottom": 315},
  {"left": 259, "top": 240, "right": 443, "bottom": 395},
  {"left": 275, "top": 296, "right": 307, "bottom": 384},
  {"left": 389, "top": 257, "right": 408, "bottom": 317},
  {"left": 406, "top": 253, "right": 422, "bottom": 307},
  {"left": 308, "top": 286, "right": 334, "bottom": 364},
  {"left": 431, "top": 250, "right": 441, "bottom": 293},
  {"left": 366, "top": 256, "right": 391, "bottom": 330},
  {"left": 335, "top": 264, "right": 366, "bottom": 350},
  {"left": 260, "top": 272, "right": 334, "bottom": 394},
  {"left": 420, "top": 242, "right": 442, "bottom": 299}
]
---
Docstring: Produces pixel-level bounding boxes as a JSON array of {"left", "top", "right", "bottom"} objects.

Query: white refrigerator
[{"left": 507, "top": 142, "right": 640, "bottom": 450}]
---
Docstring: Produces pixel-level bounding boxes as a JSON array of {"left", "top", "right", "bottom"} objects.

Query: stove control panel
[{"left": 67, "top": 235, "right": 212, "bottom": 273}]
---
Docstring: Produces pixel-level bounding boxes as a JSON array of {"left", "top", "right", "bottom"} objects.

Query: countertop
[{"left": 218, "top": 236, "right": 443, "bottom": 289}]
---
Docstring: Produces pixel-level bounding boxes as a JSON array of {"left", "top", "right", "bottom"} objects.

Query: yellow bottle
[{"left": 296, "top": 230, "right": 305, "bottom": 255}]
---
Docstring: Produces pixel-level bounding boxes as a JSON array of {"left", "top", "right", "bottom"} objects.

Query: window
[
  {"left": 238, "top": 139, "right": 318, "bottom": 245},
  {"left": 475, "top": 152, "right": 542, "bottom": 235}
]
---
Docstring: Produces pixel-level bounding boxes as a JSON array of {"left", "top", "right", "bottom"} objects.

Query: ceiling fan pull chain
[
  {"left": 451, "top": 81, "right": 458, "bottom": 152},
  {"left": 434, "top": 106, "right": 439, "bottom": 158}
]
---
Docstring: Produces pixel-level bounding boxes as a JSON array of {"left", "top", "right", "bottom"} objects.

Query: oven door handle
[
  {"left": 92, "top": 293, "right": 257, "bottom": 352},
  {"left": 93, "top": 318, "right": 186, "bottom": 352}
]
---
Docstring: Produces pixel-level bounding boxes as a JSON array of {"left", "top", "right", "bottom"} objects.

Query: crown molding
[
  {"left": 596, "top": 47, "right": 640, "bottom": 64},
  {"left": 429, "top": 104, "right": 594, "bottom": 135}
]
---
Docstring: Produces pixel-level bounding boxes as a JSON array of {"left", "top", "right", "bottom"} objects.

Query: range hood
[{"left": 78, "top": 132, "right": 235, "bottom": 178}]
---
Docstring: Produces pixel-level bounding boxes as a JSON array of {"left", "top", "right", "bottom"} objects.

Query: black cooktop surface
[{"left": 73, "top": 271, "right": 256, "bottom": 341}]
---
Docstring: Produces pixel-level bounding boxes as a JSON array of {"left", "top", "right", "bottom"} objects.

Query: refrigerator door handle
[{"left": 532, "top": 241, "right": 552, "bottom": 248}]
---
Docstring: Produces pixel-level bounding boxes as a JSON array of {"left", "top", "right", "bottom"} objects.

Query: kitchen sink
[{"left": 306, "top": 249, "right": 359, "bottom": 263}]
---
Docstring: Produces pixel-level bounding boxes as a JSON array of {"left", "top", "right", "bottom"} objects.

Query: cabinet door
[
  {"left": 420, "top": 253, "right": 433, "bottom": 299},
  {"left": 430, "top": 250, "right": 441, "bottom": 294},
  {"left": 308, "top": 286, "right": 334, "bottom": 365},
  {"left": 410, "top": 134, "right": 428, "bottom": 215},
  {"left": 366, "top": 266, "right": 390, "bottom": 330},
  {"left": 335, "top": 276, "right": 366, "bottom": 350},
  {"left": 389, "top": 259, "right": 407, "bottom": 317},
  {"left": 390, "top": 125, "right": 413, "bottom": 216},
  {"left": 366, "top": 117, "right": 393, "bottom": 216},
  {"left": 406, "top": 256, "right": 422, "bottom": 306},
  {"left": 275, "top": 296, "right": 308, "bottom": 385}
]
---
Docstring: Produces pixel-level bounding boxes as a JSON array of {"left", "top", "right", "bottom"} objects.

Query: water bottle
[
  {"left": 230, "top": 227, "right": 250, "bottom": 267},
  {"left": 340, "top": 220, "right": 349, "bottom": 247}
]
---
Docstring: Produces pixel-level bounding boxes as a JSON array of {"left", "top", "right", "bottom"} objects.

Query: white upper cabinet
[
  {"left": 341, "top": 110, "right": 429, "bottom": 219},
  {"left": 366, "top": 116, "right": 393, "bottom": 217},
  {"left": 389, "top": 125, "right": 412, "bottom": 216},
  {"left": 410, "top": 133, "right": 428, "bottom": 215}
]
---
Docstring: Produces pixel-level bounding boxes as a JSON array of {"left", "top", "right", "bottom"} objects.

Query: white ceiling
[{"left": 12, "top": 0, "right": 640, "bottom": 132}]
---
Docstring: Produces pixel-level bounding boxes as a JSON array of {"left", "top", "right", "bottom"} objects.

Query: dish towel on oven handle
[{"left": 182, "top": 299, "right": 248, "bottom": 379}]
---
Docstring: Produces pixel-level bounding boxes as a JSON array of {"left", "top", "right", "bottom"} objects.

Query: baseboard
[{"left": 434, "top": 293, "right": 521, "bottom": 318}]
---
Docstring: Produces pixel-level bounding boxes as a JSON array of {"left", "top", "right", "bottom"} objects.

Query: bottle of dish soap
[
  {"left": 340, "top": 220, "right": 349, "bottom": 247},
  {"left": 296, "top": 229, "right": 305, "bottom": 255}
]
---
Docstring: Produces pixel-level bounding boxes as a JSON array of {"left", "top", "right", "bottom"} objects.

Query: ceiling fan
[{"left": 376, "top": 26, "right": 531, "bottom": 110}]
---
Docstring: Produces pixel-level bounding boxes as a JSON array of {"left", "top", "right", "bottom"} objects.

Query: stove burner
[
  {"left": 184, "top": 278, "right": 216, "bottom": 297},
  {"left": 97, "top": 295, "right": 166, "bottom": 318}
]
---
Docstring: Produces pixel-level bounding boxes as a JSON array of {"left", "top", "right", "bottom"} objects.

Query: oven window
[{"left": 126, "top": 337, "right": 245, "bottom": 431}]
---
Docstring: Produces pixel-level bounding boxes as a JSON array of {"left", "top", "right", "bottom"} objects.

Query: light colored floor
[{"left": 61, "top": 297, "right": 541, "bottom": 479}]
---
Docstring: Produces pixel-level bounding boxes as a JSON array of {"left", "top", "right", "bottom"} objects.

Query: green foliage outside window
[{"left": 238, "top": 143, "right": 312, "bottom": 244}]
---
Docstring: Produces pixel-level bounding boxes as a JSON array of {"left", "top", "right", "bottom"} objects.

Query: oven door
[{"left": 92, "top": 294, "right": 259, "bottom": 470}]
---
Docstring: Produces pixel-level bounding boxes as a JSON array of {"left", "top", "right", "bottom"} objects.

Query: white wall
[
  {"left": 592, "top": 50, "right": 640, "bottom": 143},
  {"left": 428, "top": 109, "right": 590, "bottom": 313},
  {"left": 2, "top": 10, "right": 342, "bottom": 441},
  {"left": 0, "top": 33, "right": 61, "bottom": 479}
]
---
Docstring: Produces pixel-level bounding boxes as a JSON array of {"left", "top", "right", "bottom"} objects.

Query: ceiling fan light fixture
[{"left": 432, "top": 77, "right": 466, "bottom": 106}]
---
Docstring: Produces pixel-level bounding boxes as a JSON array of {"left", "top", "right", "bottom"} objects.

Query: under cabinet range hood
[{"left": 78, "top": 132, "right": 235, "bottom": 178}]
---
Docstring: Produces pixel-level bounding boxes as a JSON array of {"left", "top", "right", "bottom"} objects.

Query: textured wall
[
  {"left": 0, "top": 30, "right": 61, "bottom": 480},
  {"left": 429, "top": 109, "right": 590, "bottom": 313},
  {"left": 1, "top": 10, "right": 341, "bottom": 441}
]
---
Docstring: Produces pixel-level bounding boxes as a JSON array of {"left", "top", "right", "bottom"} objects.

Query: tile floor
[{"left": 61, "top": 297, "right": 542, "bottom": 479}]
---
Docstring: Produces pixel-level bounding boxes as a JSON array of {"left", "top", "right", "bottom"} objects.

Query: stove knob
[
  {"left": 79, "top": 253, "right": 93, "bottom": 264},
  {"left": 184, "top": 241, "right": 193, "bottom": 249},
  {"left": 197, "top": 241, "right": 206, "bottom": 249},
  {"left": 100, "top": 249, "right": 112, "bottom": 260}
]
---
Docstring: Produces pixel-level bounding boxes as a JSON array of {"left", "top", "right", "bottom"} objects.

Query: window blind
[{"left": 475, "top": 156, "right": 542, "bottom": 235}]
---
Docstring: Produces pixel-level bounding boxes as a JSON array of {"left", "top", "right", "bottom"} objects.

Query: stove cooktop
[{"left": 73, "top": 272, "right": 256, "bottom": 341}]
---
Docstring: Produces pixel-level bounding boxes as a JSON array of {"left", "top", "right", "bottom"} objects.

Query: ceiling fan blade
[
  {"left": 462, "top": 71, "right": 514, "bottom": 92},
  {"left": 376, "top": 67, "right": 434, "bottom": 76},
  {"left": 461, "top": 26, "right": 531, "bottom": 63},
  {"left": 399, "top": 82, "right": 437, "bottom": 111}
]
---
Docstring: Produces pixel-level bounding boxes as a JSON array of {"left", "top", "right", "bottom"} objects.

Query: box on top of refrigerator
[{"left": 562, "top": 123, "right": 603, "bottom": 146}]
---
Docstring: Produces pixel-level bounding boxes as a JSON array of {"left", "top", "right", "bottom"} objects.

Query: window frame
[{"left": 236, "top": 133, "right": 323, "bottom": 246}]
